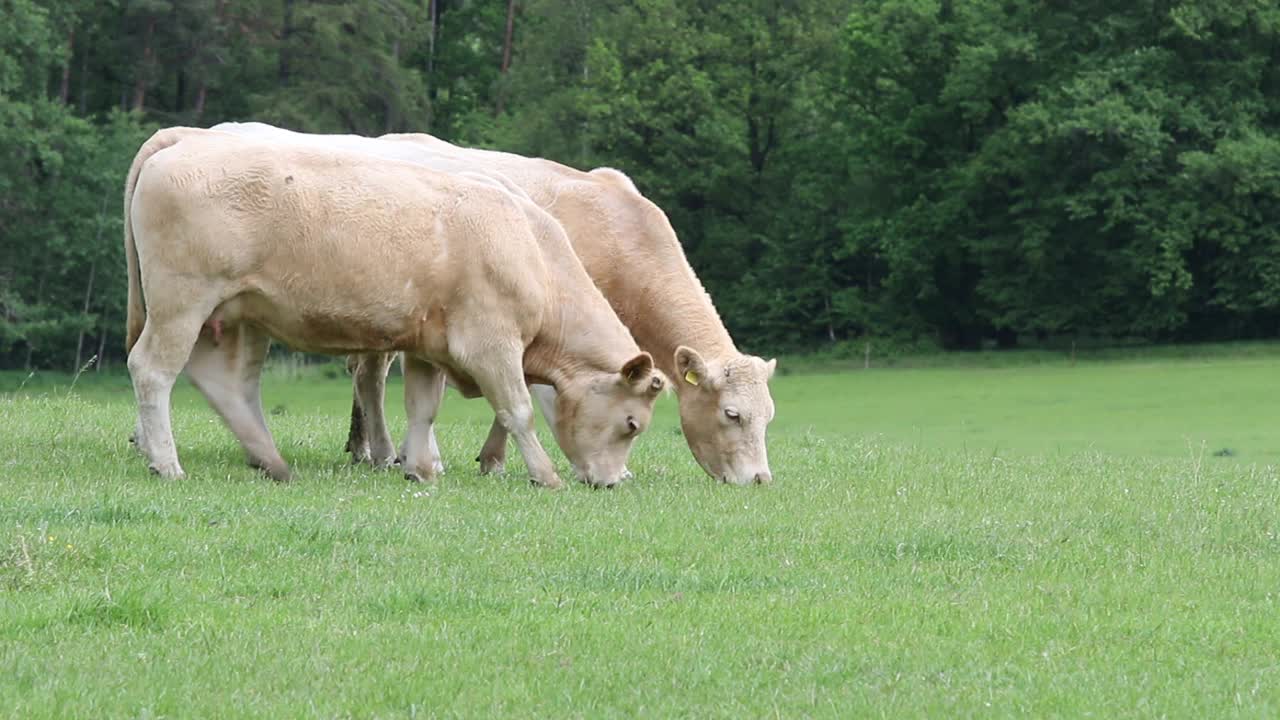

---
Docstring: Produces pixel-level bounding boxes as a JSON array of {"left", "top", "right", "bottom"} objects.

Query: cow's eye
[{"left": 724, "top": 408, "right": 740, "bottom": 423}]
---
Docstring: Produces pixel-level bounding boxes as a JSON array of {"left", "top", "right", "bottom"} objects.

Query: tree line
[{"left": 3, "top": 0, "right": 1279, "bottom": 371}]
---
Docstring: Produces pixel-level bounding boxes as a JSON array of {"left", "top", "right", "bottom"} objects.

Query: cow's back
[
  {"left": 379, "top": 137, "right": 733, "bottom": 375},
  {"left": 131, "top": 130, "right": 550, "bottom": 357}
]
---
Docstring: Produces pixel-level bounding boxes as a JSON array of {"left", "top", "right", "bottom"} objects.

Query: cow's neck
[
  {"left": 512, "top": 166, "right": 740, "bottom": 386},
  {"left": 585, "top": 212, "right": 738, "bottom": 385},
  {"left": 524, "top": 260, "right": 640, "bottom": 389},
  {"left": 625, "top": 299, "right": 737, "bottom": 387}
]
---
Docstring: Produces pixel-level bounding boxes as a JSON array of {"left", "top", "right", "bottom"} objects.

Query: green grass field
[{"left": 2, "top": 347, "right": 1279, "bottom": 717}]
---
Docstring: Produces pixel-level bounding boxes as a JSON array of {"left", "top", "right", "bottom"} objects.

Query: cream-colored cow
[
  {"left": 378, "top": 134, "right": 778, "bottom": 485},
  {"left": 208, "top": 121, "right": 576, "bottom": 473},
  {"left": 212, "top": 122, "right": 777, "bottom": 485},
  {"left": 123, "top": 127, "right": 663, "bottom": 488}
]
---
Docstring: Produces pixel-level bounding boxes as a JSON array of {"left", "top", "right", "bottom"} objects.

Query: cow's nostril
[{"left": 754, "top": 471, "right": 772, "bottom": 485}]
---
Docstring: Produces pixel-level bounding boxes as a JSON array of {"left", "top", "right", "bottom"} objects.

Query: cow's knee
[{"left": 495, "top": 406, "right": 534, "bottom": 434}]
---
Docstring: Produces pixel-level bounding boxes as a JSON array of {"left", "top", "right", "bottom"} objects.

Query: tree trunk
[
  {"left": 424, "top": 0, "right": 440, "bottom": 130},
  {"left": 385, "top": 38, "right": 400, "bottom": 133},
  {"left": 24, "top": 274, "right": 45, "bottom": 371},
  {"left": 132, "top": 16, "right": 156, "bottom": 111},
  {"left": 193, "top": 82, "right": 208, "bottom": 119},
  {"left": 995, "top": 327, "right": 1018, "bottom": 349},
  {"left": 59, "top": 28, "right": 75, "bottom": 104},
  {"left": 73, "top": 259, "right": 97, "bottom": 372},
  {"left": 74, "top": 196, "right": 109, "bottom": 372},
  {"left": 175, "top": 67, "right": 187, "bottom": 113},
  {"left": 495, "top": 0, "right": 516, "bottom": 115},
  {"left": 824, "top": 294, "right": 836, "bottom": 343},
  {"left": 500, "top": 0, "right": 516, "bottom": 73},
  {"left": 78, "top": 27, "right": 90, "bottom": 113},
  {"left": 191, "top": 0, "right": 225, "bottom": 121},
  {"left": 427, "top": 0, "right": 439, "bottom": 80},
  {"left": 579, "top": 62, "right": 589, "bottom": 165},
  {"left": 279, "top": 0, "right": 295, "bottom": 86},
  {"left": 96, "top": 311, "right": 109, "bottom": 373}
]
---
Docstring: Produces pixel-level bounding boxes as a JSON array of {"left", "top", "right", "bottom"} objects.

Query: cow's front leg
[
  {"left": 476, "top": 418, "right": 508, "bottom": 474},
  {"left": 401, "top": 356, "right": 446, "bottom": 483},
  {"left": 129, "top": 416, "right": 147, "bottom": 456},
  {"left": 352, "top": 352, "right": 396, "bottom": 467},
  {"left": 427, "top": 428, "right": 446, "bottom": 475},
  {"left": 396, "top": 417, "right": 445, "bottom": 475},
  {"left": 475, "top": 385, "right": 558, "bottom": 477},
  {"left": 401, "top": 431, "right": 445, "bottom": 474},
  {"left": 472, "top": 359, "right": 562, "bottom": 490}
]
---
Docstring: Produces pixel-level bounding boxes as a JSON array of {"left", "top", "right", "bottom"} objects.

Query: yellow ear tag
[{"left": 684, "top": 370, "right": 700, "bottom": 386}]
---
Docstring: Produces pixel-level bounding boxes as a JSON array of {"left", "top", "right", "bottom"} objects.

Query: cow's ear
[
  {"left": 674, "top": 346, "right": 709, "bottom": 388},
  {"left": 620, "top": 352, "right": 654, "bottom": 384},
  {"left": 765, "top": 358, "right": 777, "bottom": 380}
]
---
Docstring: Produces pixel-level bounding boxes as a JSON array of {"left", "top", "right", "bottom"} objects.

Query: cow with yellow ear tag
[
  {"left": 674, "top": 346, "right": 776, "bottom": 485},
  {"left": 210, "top": 122, "right": 781, "bottom": 485}
]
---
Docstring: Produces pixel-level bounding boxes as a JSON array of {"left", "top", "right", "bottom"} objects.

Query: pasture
[{"left": 2, "top": 347, "right": 1279, "bottom": 717}]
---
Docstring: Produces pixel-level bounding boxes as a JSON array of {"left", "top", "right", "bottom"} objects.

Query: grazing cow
[
  {"left": 122, "top": 127, "right": 663, "bottom": 488},
  {"left": 213, "top": 122, "right": 777, "bottom": 485}
]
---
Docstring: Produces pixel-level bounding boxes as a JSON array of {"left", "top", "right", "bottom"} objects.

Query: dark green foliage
[
  {"left": 826, "top": 0, "right": 1280, "bottom": 347},
  {"left": 3, "top": 0, "right": 1280, "bottom": 368}
]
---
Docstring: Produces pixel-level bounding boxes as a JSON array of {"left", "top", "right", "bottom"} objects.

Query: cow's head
[
  {"left": 673, "top": 346, "right": 776, "bottom": 485},
  {"left": 555, "top": 352, "right": 663, "bottom": 488}
]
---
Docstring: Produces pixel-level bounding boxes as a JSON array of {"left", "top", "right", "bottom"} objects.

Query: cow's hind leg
[
  {"left": 237, "top": 325, "right": 287, "bottom": 479},
  {"left": 344, "top": 356, "right": 370, "bottom": 464},
  {"left": 350, "top": 352, "right": 397, "bottom": 467},
  {"left": 401, "top": 356, "right": 446, "bottom": 483},
  {"left": 476, "top": 418, "right": 508, "bottom": 475},
  {"left": 128, "top": 307, "right": 211, "bottom": 479},
  {"left": 184, "top": 325, "right": 290, "bottom": 481},
  {"left": 530, "top": 384, "right": 559, "bottom": 432}
]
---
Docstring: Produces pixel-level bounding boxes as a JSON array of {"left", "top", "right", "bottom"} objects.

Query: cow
[
  {"left": 211, "top": 123, "right": 779, "bottom": 486},
  {"left": 122, "top": 127, "right": 664, "bottom": 489}
]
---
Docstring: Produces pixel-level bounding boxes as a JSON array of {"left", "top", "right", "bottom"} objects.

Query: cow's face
[
  {"left": 556, "top": 352, "right": 663, "bottom": 488},
  {"left": 674, "top": 347, "right": 776, "bottom": 485}
]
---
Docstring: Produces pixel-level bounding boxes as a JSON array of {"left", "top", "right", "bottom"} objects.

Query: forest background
[{"left": 3, "top": 0, "right": 1279, "bottom": 371}]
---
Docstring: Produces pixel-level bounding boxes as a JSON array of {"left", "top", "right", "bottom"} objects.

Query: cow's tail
[{"left": 124, "top": 127, "right": 192, "bottom": 352}]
